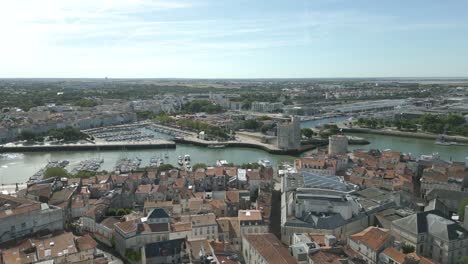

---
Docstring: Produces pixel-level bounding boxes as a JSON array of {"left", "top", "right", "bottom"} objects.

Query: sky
[{"left": 1, "top": 0, "right": 468, "bottom": 78}]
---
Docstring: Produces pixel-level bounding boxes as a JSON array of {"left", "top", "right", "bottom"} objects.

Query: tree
[
  {"left": 135, "top": 110, "right": 155, "bottom": 120},
  {"left": 301, "top": 128, "right": 314, "bottom": 138},
  {"left": 125, "top": 248, "right": 142, "bottom": 262},
  {"left": 74, "top": 170, "right": 97, "bottom": 178},
  {"left": 158, "top": 164, "right": 174, "bottom": 171},
  {"left": 74, "top": 98, "right": 97, "bottom": 107},
  {"left": 182, "top": 100, "right": 224, "bottom": 114},
  {"left": 402, "top": 243, "right": 415, "bottom": 254},
  {"left": 111, "top": 235, "right": 116, "bottom": 249},
  {"left": 43, "top": 167, "right": 69, "bottom": 179},
  {"left": 241, "top": 100, "right": 252, "bottom": 110},
  {"left": 458, "top": 198, "right": 468, "bottom": 221},
  {"left": 107, "top": 208, "right": 116, "bottom": 216},
  {"left": 459, "top": 256, "right": 468, "bottom": 264},
  {"left": 243, "top": 119, "right": 262, "bottom": 130},
  {"left": 192, "top": 163, "right": 207, "bottom": 171},
  {"left": 19, "top": 130, "right": 37, "bottom": 141}
]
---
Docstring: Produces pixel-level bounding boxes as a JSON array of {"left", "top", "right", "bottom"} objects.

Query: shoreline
[
  {"left": 0, "top": 141, "right": 176, "bottom": 153},
  {"left": 0, "top": 138, "right": 318, "bottom": 155},
  {"left": 342, "top": 127, "right": 468, "bottom": 143}
]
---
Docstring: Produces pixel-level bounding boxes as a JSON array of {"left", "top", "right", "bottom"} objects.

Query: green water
[
  {"left": 347, "top": 133, "right": 468, "bottom": 162},
  {"left": 0, "top": 144, "right": 295, "bottom": 184},
  {"left": 1, "top": 131, "right": 467, "bottom": 184}
]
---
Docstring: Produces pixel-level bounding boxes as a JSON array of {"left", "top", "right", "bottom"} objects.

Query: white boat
[
  {"left": 258, "top": 159, "right": 272, "bottom": 168},
  {"left": 216, "top": 160, "right": 228, "bottom": 166}
]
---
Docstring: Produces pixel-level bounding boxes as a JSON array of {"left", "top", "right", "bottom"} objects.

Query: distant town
[{"left": 1, "top": 78, "right": 468, "bottom": 264}]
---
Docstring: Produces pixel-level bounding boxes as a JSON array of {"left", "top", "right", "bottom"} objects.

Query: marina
[
  {"left": 1, "top": 117, "right": 467, "bottom": 184},
  {"left": 71, "top": 158, "right": 104, "bottom": 174},
  {"left": 28, "top": 160, "right": 69, "bottom": 183},
  {"left": 114, "top": 158, "right": 142, "bottom": 173}
]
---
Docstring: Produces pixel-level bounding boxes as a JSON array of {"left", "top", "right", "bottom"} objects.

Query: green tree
[
  {"left": 107, "top": 208, "right": 116, "bottom": 216},
  {"left": 243, "top": 119, "right": 262, "bottom": 130},
  {"left": 301, "top": 128, "right": 314, "bottom": 138},
  {"left": 125, "top": 248, "right": 142, "bottom": 262},
  {"left": 241, "top": 100, "right": 252, "bottom": 110},
  {"left": 110, "top": 235, "right": 116, "bottom": 249},
  {"left": 135, "top": 110, "right": 155, "bottom": 120},
  {"left": 74, "top": 98, "right": 97, "bottom": 107},
  {"left": 459, "top": 256, "right": 468, "bottom": 264},
  {"left": 458, "top": 198, "right": 468, "bottom": 221},
  {"left": 74, "top": 170, "right": 97, "bottom": 178},
  {"left": 192, "top": 163, "right": 207, "bottom": 171},
  {"left": 158, "top": 164, "right": 174, "bottom": 171},
  {"left": 43, "top": 167, "right": 69, "bottom": 179},
  {"left": 402, "top": 243, "right": 415, "bottom": 254},
  {"left": 19, "top": 130, "right": 36, "bottom": 141}
]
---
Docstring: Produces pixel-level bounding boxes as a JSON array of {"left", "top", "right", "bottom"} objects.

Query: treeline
[
  {"left": 151, "top": 114, "right": 230, "bottom": 140},
  {"left": 43, "top": 167, "right": 108, "bottom": 179},
  {"left": 19, "top": 126, "right": 89, "bottom": 142},
  {"left": 182, "top": 100, "right": 225, "bottom": 114},
  {"left": 356, "top": 114, "right": 468, "bottom": 136}
]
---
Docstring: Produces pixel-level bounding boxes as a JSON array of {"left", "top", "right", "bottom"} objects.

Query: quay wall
[
  {"left": 0, "top": 142, "right": 176, "bottom": 153},
  {"left": 172, "top": 138, "right": 316, "bottom": 155},
  {"left": 343, "top": 128, "right": 468, "bottom": 143}
]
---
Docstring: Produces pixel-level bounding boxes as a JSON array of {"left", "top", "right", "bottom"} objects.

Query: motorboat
[
  {"left": 258, "top": 159, "right": 272, "bottom": 168},
  {"left": 216, "top": 160, "right": 228, "bottom": 166}
]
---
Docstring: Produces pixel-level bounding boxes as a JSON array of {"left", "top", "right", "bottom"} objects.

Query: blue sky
[{"left": 0, "top": 0, "right": 467, "bottom": 78}]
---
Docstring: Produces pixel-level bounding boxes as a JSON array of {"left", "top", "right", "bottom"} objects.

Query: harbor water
[{"left": 1, "top": 117, "right": 467, "bottom": 184}]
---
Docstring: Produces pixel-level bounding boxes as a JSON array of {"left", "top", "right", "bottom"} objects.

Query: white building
[{"left": 0, "top": 194, "right": 64, "bottom": 244}]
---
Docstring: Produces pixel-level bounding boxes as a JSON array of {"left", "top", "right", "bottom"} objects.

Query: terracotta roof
[
  {"left": 247, "top": 169, "right": 260, "bottom": 180},
  {"left": 76, "top": 234, "right": 97, "bottom": 251},
  {"left": 173, "top": 178, "right": 186, "bottom": 188},
  {"left": 146, "top": 223, "right": 169, "bottom": 233},
  {"left": 111, "top": 175, "right": 127, "bottom": 183},
  {"left": 210, "top": 199, "right": 226, "bottom": 209},
  {"left": 136, "top": 184, "right": 153, "bottom": 194},
  {"left": 172, "top": 222, "right": 192, "bottom": 232},
  {"left": 225, "top": 191, "right": 239, "bottom": 203},
  {"left": 147, "top": 169, "right": 157, "bottom": 179},
  {"left": 194, "top": 169, "right": 206, "bottom": 180},
  {"left": 309, "top": 250, "right": 346, "bottom": 264},
  {"left": 115, "top": 220, "right": 138, "bottom": 234},
  {"left": 129, "top": 172, "right": 145, "bottom": 181},
  {"left": 214, "top": 167, "right": 224, "bottom": 177},
  {"left": 35, "top": 232, "right": 78, "bottom": 260},
  {"left": 190, "top": 213, "right": 217, "bottom": 227},
  {"left": 350, "top": 227, "right": 390, "bottom": 251},
  {"left": 99, "top": 217, "right": 120, "bottom": 230},
  {"left": 308, "top": 233, "right": 326, "bottom": 246},
  {"left": 188, "top": 198, "right": 203, "bottom": 211},
  {"left": 187, "top": 239, "right": 213, "bottom": 259},
  {"left": 382, "top": 247, "right": 405, "bottom": 263},
  {"left": 238, "top": 210, "right": 262, "bottom": 221},
  {"left": 206, "top": 167, "right": 216, "bottom": 176},
  {"left": 243, "top": 233, "right": 296, "bottom": 264},
  {"left": 225, "top": 167, "right": 238, "bottom": 177},
  {"left": 0, "top": 195, "right": 41, "bottom": 219},
  {"left": 27, "top": 184, "right": 52, "bottom": 198}
]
